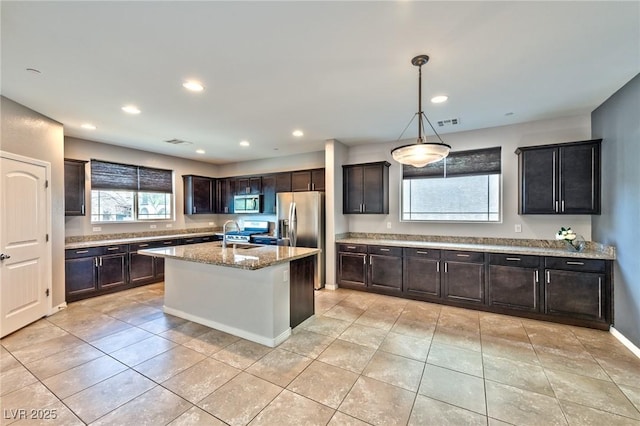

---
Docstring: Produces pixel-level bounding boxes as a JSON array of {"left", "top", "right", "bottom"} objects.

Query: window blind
[
  {"left": 402, "top": 147, "right": 501, "bottom": 179},
  {"left": 91, "top": 160, "right": 173, "bottom": 193}
]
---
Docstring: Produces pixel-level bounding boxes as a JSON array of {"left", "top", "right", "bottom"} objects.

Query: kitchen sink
[{"left": 210, "top": 242, "right": 262, "bottom": 250}]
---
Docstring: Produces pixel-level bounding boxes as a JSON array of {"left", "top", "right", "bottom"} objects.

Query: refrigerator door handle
[{"left": 289, "top": 201, "right": 297, "bottom": 247}]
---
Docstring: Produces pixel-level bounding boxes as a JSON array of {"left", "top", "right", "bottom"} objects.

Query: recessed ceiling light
[
  {"left": 430, "top": 95, "right": 448, "bottom": 104},
  {"left": 122, "top": 105, "right": 141, "bottom": 114},
  {"left": 292, "top": 130, "right": 304, "bottom": 137},
  {"left": 195, "top": 149, "right": 205, "bottom": 154},
  {"left": 239, "top": 140, "right": 250, "bottom": 147},
  {"left": 183, "top": 80, "right": 204, "bottom": 92},
  {"left": 81, "top": 123, "right": 96, "bottom": 130}
]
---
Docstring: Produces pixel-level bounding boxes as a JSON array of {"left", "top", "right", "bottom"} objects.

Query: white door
[{"left": 0, "top": 152, "right": 51, "bottom": 338}]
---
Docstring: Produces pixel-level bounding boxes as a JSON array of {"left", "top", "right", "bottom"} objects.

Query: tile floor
[{"left": 2, "top": 283, "right": 640, "bottom": 425}]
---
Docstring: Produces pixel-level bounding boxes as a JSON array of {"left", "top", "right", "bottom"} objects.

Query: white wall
[
  {"left": 218, "top": 151, "right": 324, "bottom": 177},
  {"left": 1, "top": 97, "right": 66, "bottom": 307},
  {"left": 64, "top": 137, "right": 220, "bottom": 236},
  {"left": 345, "top": 114, "right": 593, "bottom": 240},
  {"left": 325, "top": 139, "right": 349, "bottom": 288}
]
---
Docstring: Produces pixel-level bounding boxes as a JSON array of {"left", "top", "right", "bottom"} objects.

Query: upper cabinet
[
  {"left": 516, "top": 139, "right": 601, "bottom": 215},
  {"left": 216, "top": 178, "right": 234, "bottom": 214},
  {"left": 343, "top": 161, "right": 390, "bottom": 214},
  {"left": 64, "top": 159, "right": 87, "bottom": 216},
  {"left": 183, "top": 175, "right": 215, "bottom": 214},
  {"left": 235, "top": 176, "right": 262, "bottom": 195},
  {"left": 262, "top": 172, "right": 292, "bottom": 214},
  {"left": 291, "top": 168, "right": 325, "bottom": 192}
]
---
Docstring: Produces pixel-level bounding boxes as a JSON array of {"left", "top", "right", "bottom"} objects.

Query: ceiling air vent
[
  {"left": 437, "top": 118, "right": 460, "bottom": 127},
  {"left": 165, "top": 138, "right": 193, "bottom": 145}
]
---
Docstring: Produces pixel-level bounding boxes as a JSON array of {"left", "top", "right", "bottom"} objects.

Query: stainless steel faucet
[{"left": 222, "top": 220, "right": 240, "bottom": 249}]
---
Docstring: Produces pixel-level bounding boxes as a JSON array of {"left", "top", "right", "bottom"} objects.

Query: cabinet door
[
  {"left": 443, "top": 259, "right": 485, "bottom": 304},
  {"left": 369, "top": 254, "right": 402, "bottom": 294},
  {"left": 129, "top": 252, "right": 155, "bottom": 285},
  {"left": 362, "top": 163, "right": 387, "bottom": 214},
  {"left": 559, "top": 143, "right": 600, "bottom": 214},
  {"left": 155, "top": 256, "right": 165, "bottom": 280},
  {"left": 520, "top": 148, "right": 557, "bottom": 214},
  {"left": 184, "top": 176, "right": 214, "bottom": 214},
  {"left": 337, "top": 252, "right": 367, "bottom": 288},
  {"left": 311, "top": 169, "right": 325, "bottom": 191},
  {"left": 545, "top": 270, "right": 604, "bottom": 320},
  {"left": 216, "top": 179, "right": 234, "bottom": 213},
  {"left": 262, "top": 175, "right": 277, "bottom": 214},
  {"left": 291, "top": 171, "right": 311, "bottom": 192},
  {"left": 276, "top": 172, "right": 292, "bottom": 193},
  {"left": 65, "top": 257, "right": 97, "bottom": 299},
  {"left": 64, "top": 160, "right": 86, "bottom": 216},
  {"left": 343, "top": 166, "right": 364, "bottom": 213},
  {"left": 98, "top": 254, "right": 127, "bottom": 289},
  {"left": 404, "top": 256, "right": 441, "bottom": 299},
  {"left": 489, "top": 265, "right": 539, "bottom": 312}
]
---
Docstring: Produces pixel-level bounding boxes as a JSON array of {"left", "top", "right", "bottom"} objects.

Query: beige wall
[
  {"left": 345, "top": 114, "right": 593, "bottom": 241},
  {"left": 1, "top": 96, "right": 66, "bottom": 307}
]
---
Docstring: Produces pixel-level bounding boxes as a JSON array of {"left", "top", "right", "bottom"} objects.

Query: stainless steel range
[{"left": 224, "top": 221, "right": 269, "bottom": 243}]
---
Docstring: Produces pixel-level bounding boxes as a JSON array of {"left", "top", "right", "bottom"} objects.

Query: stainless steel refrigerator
[{"left": 276, "top": 191, "right": 325, "bottom": 289}]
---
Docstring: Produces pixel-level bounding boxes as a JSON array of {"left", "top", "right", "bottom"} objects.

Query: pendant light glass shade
[
  {"left": 391, "top": 141, "right": 450, "bottom": 168},
  {"left": 391, "top": 55, "right": 451, "bottom": 168}
]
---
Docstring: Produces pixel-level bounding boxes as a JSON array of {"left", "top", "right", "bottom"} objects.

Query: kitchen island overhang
[{"left": 138, "top": 243, "right": 319, "bottom": 347}]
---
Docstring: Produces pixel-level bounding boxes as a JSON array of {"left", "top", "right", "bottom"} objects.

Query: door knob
[{"left": 0, "top": 254, "right": 10, "bottom": 260}]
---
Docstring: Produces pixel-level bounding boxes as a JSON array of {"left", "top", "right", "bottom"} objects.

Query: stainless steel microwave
[{"left": 234, "top": 194, "right": 262, "bottom": 213}]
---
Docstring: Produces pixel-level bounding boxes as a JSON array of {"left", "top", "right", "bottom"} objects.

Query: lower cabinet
[
  {"left": 488, "top": 254, "right": 541, "bottom": 312},
  {"left": 65, "top": 245, "right": 128, "bottom": 302},
  {"left": 336, "top": 243, "right": 612, "bottom": 329},
  {"left": 544, "top": 257, "right": 608, "bottom": 322},
  {"left": 442, "top": 251, "right": 486, "bottom": 304}
]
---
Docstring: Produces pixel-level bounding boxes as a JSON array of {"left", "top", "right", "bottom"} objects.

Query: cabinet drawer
[
  {"left": 444, "top": 250, "right": 485, "bottom": 263},
  {"left": 368, "top": 245, "right": 403, "bottom": 257},
  {"left": 490, "top": 253, "right": 540, "bottom": 268},
  {"left": 545, "top": 257, "right": 606, "bottom": 273},
  {"left": 103, "top": 244, "right": 127, "bottom": 255},
  {"left": 338, "top": 244, "right": 367, "bottom": 254},
  {"left": 404, "top": 247, "right": 440, "bottom": 260},
  {"left": 65, "top": 246, "right": 104, "bottom": 259}
]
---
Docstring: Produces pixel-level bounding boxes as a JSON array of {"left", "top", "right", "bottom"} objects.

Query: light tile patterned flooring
[{"left": 1, "top": 283, "right": 640, "bottom": 425}]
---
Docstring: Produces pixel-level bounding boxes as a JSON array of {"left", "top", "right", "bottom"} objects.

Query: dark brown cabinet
[
  {"left": 443, "top": 251, "right": 486, "bottom": 304},
  {"left": 235, "top": 176, "right": 262, "bottom": 195},
  {"left": 403, "top": 248, "right": 441, "bottom": 300},
  {"left": 128, "top": 239, "right": 178, "bottom": 286},
  {"left": 544, "top": 257, "right": 608, "bottom": 322},
  {"left": 516, "top": 139, "right": 601, "bottom": 215},
  {"left": 216, "top": 178, "right": 234, "bottom": 214},
  {"left": 65, "top": 245, "right": 128, "bottom": 302},
  {"left": 343, "top": 162, "right": 390, "bottom": 214},
  {"left": 368, "top": 246, "right": 403, "bottom": 295},
  {"left": 183, "top": 175, "right": 215, "bottom": 214},
  {"left": 488, "top": 254, "right": 541, "bottom": 312},
  {"left": 64, "top": 159, "right": 87, "bottom": 216},
  {"left": 291, "top": 169, "right": 325, "bottom": 192},
  {"left": 337, "top": 244, "right": 368, "bottom": 288},
  {"left": 290, "top": 255, "right": 316, "bottom": 328}
]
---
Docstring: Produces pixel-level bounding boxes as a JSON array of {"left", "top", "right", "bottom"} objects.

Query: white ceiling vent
[
  {"left": 165, "top": 139, "right": 193, "bottom": 145},
  {"left": 436, "top": 118, "right": 460, "bottom": 127}
]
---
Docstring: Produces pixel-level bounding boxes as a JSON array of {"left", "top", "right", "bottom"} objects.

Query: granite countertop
[
  {"left": 336, "top": 235, "right": 615, "bottom": 260},
  {"left": 65, "top": 231, "right": 218, "bottom": 250},
  {"left": 138, "top": 242, "right": 320, "bottom": 270}
]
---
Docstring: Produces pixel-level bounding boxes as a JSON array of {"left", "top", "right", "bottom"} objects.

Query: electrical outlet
[
  {"left": 283, "top": 269, "right": 289, "bottom": 282},
  {"left": 165, "top": 224, "right": 172, "bottom": 228},
  {"left": 92, "top": 226, "right": 101, "bottom": 232},
  {"left": 387, "top": 222, "right": 392, "bottom": 229},
  {"left": 515, "top": 224, "right": 522, "bottom": 233},
  {"left": 150, "top": 224, "right": 157, "bottom": 229},
  {"left": 209, "top": 222, "right": 215, "bottom": 226}
]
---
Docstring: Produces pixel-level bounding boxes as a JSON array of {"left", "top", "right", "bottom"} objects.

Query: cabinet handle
[
  {"left": 437, "top": 261, "right": 440, "bottom": 273},
  {"left": 566, "top": 261, "right": 584, "bottom": 266},
  {"left": 107, "top": 247, "right": 119, "bottom": 251},
  {"left": 307, "top": 183, "right": 311, "bottom": 191},
  {"left": 456, "top": 254, "right": 470, "bottom": 257},
  {"left": 193, "top": 205, "right": 197, "bottom": 213},
  {"left": 533, "top": 278, "right": 537, "bottom": 309},
  {"left": 535, "top": 270, "right": 539, "bottom": 282},
  {"left": 81, "top": 204, "right": 85, "bottom": 215},
  {"left": 561, "top": 200, "right": 565, "bottom": 212},
  {"left": 363, "top": 256, "right": 366, "bottom": 265},
  {"left": 362, "top": 204, "right": 366, "bottom": 212},
  {"left": 94, "top": 257, "right": 98, "bottom": 267},
  {"left": 379, "top": 248, "right": 390, "bottom": 252},
  {"left": 312, "top": 183, "right": 315, "bottom": 190},
  {"left": 506, "top": 257, "right": 521, "bottom": 261},
  {"left": 416, "top": 250, "right": 428, "bottom": 254},
  {"left": 99, "top": 257, "right": 102, "bottom": 267},
  {"left": 139, "top": 244, "right": 149, "bottom": 247},
  {"left": 76, "top": 250, "right": 89, "bottom": 254},
  {"left": 546, "top": 270, "right": 550, "bottom": 284},
  {"left": 185, "top": 239, "right": 195, "bottom": 243},
  {"left": 347, "top": 246, "right": 356, "bottom": 249},
  {"left": 444, "top": 262, "right": 448, "bottom": 273},
  {"left": 163, "top": 241, "right": 173, "bottom": 245},
  {"left": 598, "top": 277, "right": 602, "bottom": 318}
]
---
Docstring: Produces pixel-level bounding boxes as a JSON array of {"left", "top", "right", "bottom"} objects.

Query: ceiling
[{"left": 2, "top": 1, "right": 639, "bottom": 165}]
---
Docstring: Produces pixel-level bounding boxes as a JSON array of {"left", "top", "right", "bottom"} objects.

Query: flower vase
[{"left": 565, "top": 235, "right": 586, "bottom": 252}]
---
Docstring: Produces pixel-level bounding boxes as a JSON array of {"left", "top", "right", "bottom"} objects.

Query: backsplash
[{"left": 65, "top": 226, "right": 220, "bottom": 244}]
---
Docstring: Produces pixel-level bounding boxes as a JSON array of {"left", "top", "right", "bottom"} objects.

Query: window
[
  {"left": 401, "top": 147, "right": 501, "bottom": 222},
  {"left": 90, "top": 160, "right": 173, "bottom": 222}
]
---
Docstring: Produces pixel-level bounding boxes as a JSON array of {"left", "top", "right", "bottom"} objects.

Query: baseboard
[
  {"left": 324, "top": 283, "right": 339, "bottom": 290},
  {"left": 611, "top": 327, "right": 640, "bottom": 359},
  {"left": 48, "top": 302, "right": 67, "bottom": 316}
]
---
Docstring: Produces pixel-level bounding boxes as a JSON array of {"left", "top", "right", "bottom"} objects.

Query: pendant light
[{"left": 391, "top": 55, "right": 451, "bottom": 168}]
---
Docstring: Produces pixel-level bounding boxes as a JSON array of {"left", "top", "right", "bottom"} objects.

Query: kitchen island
[{"left": 138, "top": 242, "right": 319, "bottom": 347}]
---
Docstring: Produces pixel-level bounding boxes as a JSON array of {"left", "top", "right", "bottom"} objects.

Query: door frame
[{"left": 0, "top": 150, "right": 53, "bottom": 318}]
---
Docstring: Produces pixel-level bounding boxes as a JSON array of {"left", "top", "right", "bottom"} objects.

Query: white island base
[{"left": 163, "top": 258, "right": 292, "bottom": 347}]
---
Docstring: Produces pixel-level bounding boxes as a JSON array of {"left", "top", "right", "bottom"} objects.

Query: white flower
[
  {"left": 555, "top": 233, "right": 564, "bottom": 240},
  {"left": 566, "top": 233, "right": 577, "bottom": 241}
]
